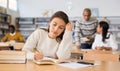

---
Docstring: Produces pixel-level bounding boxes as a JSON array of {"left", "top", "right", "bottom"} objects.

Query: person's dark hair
[
  {"left": 48, "top": 11, "right": 69, "bottom": 42},
  {"left": 83, "top": 8, "right": 91, "bottom": 16},
  {"left": 9, "top": 25, "right": 15, "bottom": 31},
  {"left": 99, "top": 21, "right": 109, "bottom": 42}
]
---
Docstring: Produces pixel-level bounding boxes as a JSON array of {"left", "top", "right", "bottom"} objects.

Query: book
[
  {"left": 0, "top": 42, "right": 10, "bottom": 46},
  {"left": 33, "top": 57, "right": 71, "bottom": 65},
  {"left": 0, "top": 51, "right": 26, "bottom": 64}
]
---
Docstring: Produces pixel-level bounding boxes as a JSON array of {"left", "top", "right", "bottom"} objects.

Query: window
[
  {"left": 0, "top": 0, "right": 7, "bottom": 8},
  {"left": 9, "top": 0, "right": 17, "bottom": 11}
]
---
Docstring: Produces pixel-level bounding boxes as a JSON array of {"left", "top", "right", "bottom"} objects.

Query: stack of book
[
  {"left": 0, "top": 51, "right": 26, "bottom": 63},
  {"left": 0, "top": 42, "right": 10, "bottom": 50}
]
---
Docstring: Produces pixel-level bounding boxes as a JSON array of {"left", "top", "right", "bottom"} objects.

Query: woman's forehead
[{"left": 51, "top": 18, "right": 66, "bottom": 26}]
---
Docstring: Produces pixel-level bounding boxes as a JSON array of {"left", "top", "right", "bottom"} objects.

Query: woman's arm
[
  {"left": 92, "top": 34, "right": 98, "bottom": 50},
  {"left": 22, "top": 29, "right": 41, "bottom": 59},
  {"left": 56, "top": 22, "right": 73, "bottom": 59},
  {"left": 95, "top": 46, "right": 112, "bottom": 51}
]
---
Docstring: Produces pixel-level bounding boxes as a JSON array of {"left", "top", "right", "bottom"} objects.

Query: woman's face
[
  {"left": 48, "top": 18, "right": 66, "bottom": 38},
  {"left": 97, "top": 24, "right": 102, "bottom": 34}
]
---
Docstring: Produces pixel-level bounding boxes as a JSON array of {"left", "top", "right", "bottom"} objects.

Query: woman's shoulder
[
  {"left": 107, "top": 32, "right": 113, "bottom": 36},
  {"left": 106, "top": 32, "right": 116, "bottom": 39},
  {"left": 95, "top": 33, "right": 100, "bottom": 36},
  {"left": 33, "top": 28, "right": 48, "bottom": 35}
]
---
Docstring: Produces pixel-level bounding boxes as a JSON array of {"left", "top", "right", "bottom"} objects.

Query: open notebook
[{"left": 33, "top": 57, "right": 71, "bottom": 65}]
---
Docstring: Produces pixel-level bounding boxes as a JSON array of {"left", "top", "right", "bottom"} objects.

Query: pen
[{"left": 77, "top": 61, "right": 94, "bottom": 65}]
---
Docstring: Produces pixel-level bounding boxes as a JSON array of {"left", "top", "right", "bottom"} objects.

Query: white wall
[
  {"left": 18, "top": 0, "right": 120, "bottom": 17},
  {"left": 7, "top": 9, "right": 19, "bottom": 25}
]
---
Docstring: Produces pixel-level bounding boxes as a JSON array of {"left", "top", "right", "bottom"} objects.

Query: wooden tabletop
[
  {"left": 0, "top": 42, "right": 24, "bottom": 50},
  {"left": 0, "top": 60, "right": 120, "bottom": 71},
  {"left": 72, "top": 49, "right": 120, "bottom": 54}
]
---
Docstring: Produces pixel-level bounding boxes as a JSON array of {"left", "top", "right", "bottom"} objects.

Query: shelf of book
[{"left": 0, "top": 13, "right": 11, "bottom": 39}]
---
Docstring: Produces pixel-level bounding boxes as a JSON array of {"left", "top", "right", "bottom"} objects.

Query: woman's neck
[{"left": 99, "top": 31, "right": 102, "bottom": 35}]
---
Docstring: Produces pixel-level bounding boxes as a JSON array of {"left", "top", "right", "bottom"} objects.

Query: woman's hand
[
  {"left": 95, "top": 46, "right": 104, "bottom": 50},
  {"left": 95, "top": 46, "right": 112, "bottom": 51},
  {"left": 66, "top": 22, "right": 73, "bottom": 31},
  {"left": 34, "top": 51, "right": 44, "bottom": 60}
]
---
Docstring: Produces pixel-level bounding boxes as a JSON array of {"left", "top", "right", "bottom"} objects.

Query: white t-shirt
[
  {"left": 92, "top": 33, "right": 118, "bottom": 51},
  {"left": 22, "top": 29, "right": 73, "bottom": 59}
]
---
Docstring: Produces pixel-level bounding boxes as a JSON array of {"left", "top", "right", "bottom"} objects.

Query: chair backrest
[{"left": 83, "top": 53, "right": 120, "bottom": 62}]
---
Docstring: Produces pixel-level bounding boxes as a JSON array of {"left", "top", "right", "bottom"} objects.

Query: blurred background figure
[
  {"left": 74, "top": 8, "right": 98, "bottom": 49},
  {"left": 1, "top": 25, "right": 25, "bottom": 42}
]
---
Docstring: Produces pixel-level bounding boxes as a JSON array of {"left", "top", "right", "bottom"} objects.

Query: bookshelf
[
  {"left": 106, "top": 17, "right": 120, "bottom": 47},
  {"left": 16, "top": 17, "right": 35, "bottom": 40},
  {"left": 0, "top": 13, "right": 11, "bottom": 38},
  {"left": 16, "top": 17, "right": 49, "bottom": 40},
  {"left": 34, "top": 17, "right": 49, "bottom": 29}
]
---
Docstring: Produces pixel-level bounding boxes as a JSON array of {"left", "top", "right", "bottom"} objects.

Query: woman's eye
[
  {"left": 59, "top": 27, "right": 64, "bottom": 29},
  {"left": 53, "top": 23, "right": 57, "bottom": 26}
]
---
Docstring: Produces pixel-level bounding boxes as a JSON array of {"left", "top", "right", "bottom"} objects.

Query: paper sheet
[{"left": 58, "top": 62, "right": 93, "bottom": 69}]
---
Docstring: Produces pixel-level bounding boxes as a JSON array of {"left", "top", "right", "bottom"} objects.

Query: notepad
[{"left": 33, "top": 57, "right": 71, "bottom": 65}]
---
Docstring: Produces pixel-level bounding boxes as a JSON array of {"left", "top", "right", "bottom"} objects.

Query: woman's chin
[{"left": 49, "top": 35, "right": 56, "bottom": 39}]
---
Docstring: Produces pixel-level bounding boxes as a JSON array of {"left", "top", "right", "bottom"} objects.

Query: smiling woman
[{"left": 22, "top": 11, "right": 73, "bottom": 60}]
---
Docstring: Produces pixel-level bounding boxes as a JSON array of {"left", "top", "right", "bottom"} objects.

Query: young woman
[
  {"left": 22, "top": 11, "right": 73, "bottom": 60},
  {"left": 92, "top": 21, "right": 118, "bottom": 51}
]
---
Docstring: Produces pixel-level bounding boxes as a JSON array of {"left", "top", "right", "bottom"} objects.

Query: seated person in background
[
  {"left": 74, "top": 8, "right": 98, "bottom": 49},
  {"left": 92, "top": 21, "right": 118, "bottom": 51},
  {"left": 22, "top": 11, "right": 73, "bottom": 60},
  {"left": 1, "top": 25, "right": 25, "bottom": 42}
]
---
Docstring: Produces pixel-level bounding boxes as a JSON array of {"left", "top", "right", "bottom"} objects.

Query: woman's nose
[{"left": 54, "top": 27, "right": 59, "bottom": 31}]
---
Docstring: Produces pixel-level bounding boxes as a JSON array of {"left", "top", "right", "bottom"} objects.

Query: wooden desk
[
  {"left": 0, "top": 60, "right": 120, "bottom": 71},
  {"left": 0, "top": 46, "right": 12, "bottom": 50},
  {"left": 72, "top": 49, "right": 113, "bottom": 54},
  {"left": 0, "top": 42, "right": 24, "bottom": 51},
  {"left": 71, "top": 50, "right": 120, "bottom": 61},
  {"left": 71, "top": 49, "right": 120, "bottom": 56}
]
